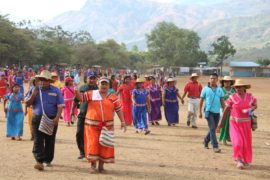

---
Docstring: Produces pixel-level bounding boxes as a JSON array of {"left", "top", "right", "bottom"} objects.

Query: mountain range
[{"left": 46, "top": 0, "right": 270, "bottom": 57}]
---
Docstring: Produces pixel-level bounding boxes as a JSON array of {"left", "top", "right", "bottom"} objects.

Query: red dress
[
  {"left": 0, "top": 79, "right": 7, "bottom": 98},
  {"left": 117, "top": 84, "right": 133, "bottom": 125}
]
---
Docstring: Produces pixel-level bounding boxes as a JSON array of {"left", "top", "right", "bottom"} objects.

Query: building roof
[{"left": 230, "top": 61, "right": 260, "bottom": 67}]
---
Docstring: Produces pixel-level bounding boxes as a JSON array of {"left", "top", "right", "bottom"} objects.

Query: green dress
[{"left": 219, "top": 87, "right": 235, "bottom": 142}]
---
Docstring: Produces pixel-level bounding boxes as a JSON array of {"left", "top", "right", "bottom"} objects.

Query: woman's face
[
  {"left": 168, "top": 82, "right": 174, "bottom": 87},
  {"left": 137, "top": 82, "right": 143, "bottom": 89},
  {"left": 223, "top": 81, "right": 231, "bottom": 88},
  {"left": 235, "top": 86, "right": 246, "bottom": 94},
  {"left": 125, "top": 77, "right": 131, "bottom": 84},
  {"left": 150, "top": 78, "right": 156, "bottom": 84},
  {"left": 99, "top": 81, "right": 109, "bottom": 93},
  {"left": 13, "top": 86, "right": 20, "bottom": 93}
]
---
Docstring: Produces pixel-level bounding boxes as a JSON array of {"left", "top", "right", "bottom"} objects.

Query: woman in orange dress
[{"left": 75, "top": 76, "right": 126, "bottom": 173}]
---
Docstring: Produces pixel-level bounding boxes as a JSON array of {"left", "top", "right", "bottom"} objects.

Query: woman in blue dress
[
  {"left": 132, "top": 77, "right": 151, "bottom": 135},
  {"left": 163, "top": 78, "right": 184, "bottom": 126},
  {"left": 4, "top": 84, "right": 24, "bottom": 140}
]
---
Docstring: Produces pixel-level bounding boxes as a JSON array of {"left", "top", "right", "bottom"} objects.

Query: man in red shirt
[{"left": 182, "top": 73, "right": 202, "bottom": 128}]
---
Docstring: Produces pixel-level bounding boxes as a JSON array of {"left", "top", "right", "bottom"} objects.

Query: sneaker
[
  {"left": 213, "top": 148, "right": 221, "bottom": 153},
  {"left": 187, "top": 120, "right": 190, "bottom": 126},
  {"left": 34, "top": 163, "right": 44, "bottom": 171}
]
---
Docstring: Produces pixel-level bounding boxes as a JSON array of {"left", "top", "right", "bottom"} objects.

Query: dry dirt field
[{"left": 0, "top": 76, "right": 270, "bottom": 180}]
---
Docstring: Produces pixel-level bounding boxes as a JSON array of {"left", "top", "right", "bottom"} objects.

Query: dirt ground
[{"left": 0, "top": 76, "right": 270, "bottom": 180}]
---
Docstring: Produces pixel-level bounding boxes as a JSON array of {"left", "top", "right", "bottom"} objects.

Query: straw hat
[
  {"left": 220, "top": 76, "right": 235, "bottom": 84},
  {"left": 35, "top": 70, "right": 54, "bottom": 82},
  {"left": 136, "top": 77, "right": 145, "bottom": 83},
  {"left": 190, "top": 73, "right": 199, "bottom": 79},
  {"left": 232, "top": 79, "right": 251, "bottom": 89},
  {"left": 167, "top": 78, "right": 176, "bottom": 82},
  {"left": 51, "top": 72, "right": 58, "bottom": 77}
]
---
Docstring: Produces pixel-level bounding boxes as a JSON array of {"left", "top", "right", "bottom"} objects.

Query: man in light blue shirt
[{"left": 199, "top": 73, "right": 225, "bottom": 153}]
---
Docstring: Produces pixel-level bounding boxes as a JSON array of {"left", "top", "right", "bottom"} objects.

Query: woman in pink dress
[
  {"left": 61, "top": 77, "right": 78, "bottom": 126},
  {"left": 220, "top": 79, "right": 257, "bottom": 169}
]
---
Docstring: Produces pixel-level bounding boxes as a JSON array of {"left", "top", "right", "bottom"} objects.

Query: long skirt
[
  {"left": 148, "top": 100, "right": 162, "bottom": 122},
  {"left": 6, "top": 111, "right": 24, "bottom": 137},
  {"left": 121, "top": 100, "right": 132, "bottom": 125},
  {"left": 132, "top": 106, "right": 148, "bottom": 129},
  {"left": 63, "top": 100, "right": 78, "bottom": 123},
  {"left": 230, "top": 119, "right": 252, "bottom": 163},
  {"left": 164, "top": 102, "right": 179, "bottom": 124},
  {"left": 84, "top": 123, "right": 114, "bottom": 163},
  {"left": 219, "top": 114, "right": 230, "bottom": 142}
]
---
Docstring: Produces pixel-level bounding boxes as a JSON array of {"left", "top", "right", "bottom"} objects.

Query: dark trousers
[
  {"left": 32, "top": 115, "right": 58, "bottom": 164},
  {"left": 204, "top": 112, "right": 220, "bottom": 148},
  {"left": 76, "top": 113, "right": 86, "bottom": 156}
]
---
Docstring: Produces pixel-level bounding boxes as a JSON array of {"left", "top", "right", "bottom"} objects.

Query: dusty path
[{"left": 0, "top": 77, "right": 269, "bottom": 180}]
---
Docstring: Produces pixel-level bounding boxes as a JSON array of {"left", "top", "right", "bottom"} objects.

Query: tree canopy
[{"left": 146, "top": 21, "right": 207, "bottom": 67}]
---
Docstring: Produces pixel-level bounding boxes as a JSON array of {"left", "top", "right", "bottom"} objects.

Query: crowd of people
[{"left": 0, "top": 65, "right": 258, "bottom": 173}]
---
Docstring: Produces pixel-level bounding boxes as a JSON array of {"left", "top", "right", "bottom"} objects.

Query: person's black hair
[
  {"left": 210, "top": 73, "right": 218, "bottom": 77},
  {"left": 124, "top": 75, "right": 131, "bottom": 84},
  {"left": 110, "top": 79, "right": 113, "bottom": 89},
  {"left": 11, "top": 84, "right": 20, "bottom": 93},
  {"left": 133, "top": 74, "right": 137, "bottom": 80},
  {"left": 111, "top": 75, "right": 115, "bottom": 79}
]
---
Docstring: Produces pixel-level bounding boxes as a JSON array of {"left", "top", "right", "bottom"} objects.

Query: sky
[{"left": 0, "top": 0, "right": 177, "bottom": 22}]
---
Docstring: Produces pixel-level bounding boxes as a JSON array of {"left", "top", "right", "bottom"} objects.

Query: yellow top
[{"left": 52, "top": 80, "right": 63, "bottom": 89}]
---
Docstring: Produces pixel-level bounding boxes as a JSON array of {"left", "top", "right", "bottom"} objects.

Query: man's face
[
  {"left": 87, "top": 77, "right": 97, "bottom": 85},
  {"left": 209, "top": 75, "right": 218, "bottom": 85}
]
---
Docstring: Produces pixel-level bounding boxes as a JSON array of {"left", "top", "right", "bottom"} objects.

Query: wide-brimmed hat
[
  {"left": 232, "top": 79, "right": 251, "bottom": 89},
  {"left": 190, "top": 73, "right": 199, "bottom": 79},
  {"left": 51, "top": 72, "right": 58, "bottom": 77},
  {"left": 35, "top": 70, "right": 54, "bottom": 82},
  {"left": 149, "top": 75, "right": 156, "bottom": 80},
  {"left": 167, "top": 78, "right": 176, "bottom": 82},
  {"left": 220, "top": 76, "right": 235, "bottom": 84},
  {"left": 98, "top": 76, "right": 110, "bottom": 84},
  {"left": 144, "top": 75, "right": 149, "bottom": 78},
  {"left": 136, "top": 77, "right": 145, "bottom": 83}
]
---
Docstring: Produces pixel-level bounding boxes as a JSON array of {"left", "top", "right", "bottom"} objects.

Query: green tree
[
  {"left": 209, "top": 35, "right": 236, "bottom": 75},
  {"left": 256, "top": 58, "right": 270, "bottom": 66},
  {"left": 146, "top": 21, "right": 206, "bottom": 67}
]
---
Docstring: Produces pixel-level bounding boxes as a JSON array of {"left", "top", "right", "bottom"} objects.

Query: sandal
[{"left": 89, "top": 166, "right": 97, "bottom": 174}]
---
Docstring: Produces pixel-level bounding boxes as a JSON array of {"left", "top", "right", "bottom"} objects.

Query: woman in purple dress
[
  {"left": 163, "top": 78, "right": 184, "bottom": 126},
  {"left": 148, "top": 76, "right": 162, "bottom": 126}
]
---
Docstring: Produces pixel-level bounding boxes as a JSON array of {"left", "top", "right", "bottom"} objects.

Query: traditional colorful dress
[
  {"left": 132, "top": 89, "right": 149, "bottom": 130},
  {"left": 61, "top": 86, "right": 78, "bottom": 123},
  {"left": 82, "top": 90, "right": 122, "bottom": 163},
  {"left": 148, "top": 84, "right": 162, "bottom": 123},
  {"left": 226, "top": 93, "right": 257, "bottom": 164},
  {"left": 117, "top": 84, "right": 133, "bottom": 125},
  {"left": 219, "top": 87, "right": 235, "bottom": 142},
  {"left": 5, "top": 93, "right": 24, "bottom": 137},
  {"left": 0, "top": 78, "right": 7, "bottom": 98},
  {"left": 164, "top": 86, "right": 179, "bottom": 125}
]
